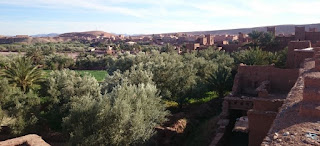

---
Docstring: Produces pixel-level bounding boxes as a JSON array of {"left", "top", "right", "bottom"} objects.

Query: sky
[{"left": 1, "top": 0, "right": 320, "bottom": 36}]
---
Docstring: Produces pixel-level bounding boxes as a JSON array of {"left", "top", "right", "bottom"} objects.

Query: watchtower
[{"left": 295, "top": 26, "right": 306, "bottom": 41}]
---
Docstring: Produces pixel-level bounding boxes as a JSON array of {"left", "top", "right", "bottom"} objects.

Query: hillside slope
[
  {"left": 182, "top": 23, "right": 320, "bottom": 35},
  {"left": 59, "top": 31, "right": 116, "bottom": 38}
]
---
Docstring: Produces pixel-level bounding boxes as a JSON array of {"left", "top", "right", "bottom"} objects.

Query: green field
[{"left": 44, "top": 70, "right": 108, "bottom": 82}]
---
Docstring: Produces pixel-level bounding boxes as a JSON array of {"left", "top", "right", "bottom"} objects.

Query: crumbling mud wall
[
  {"left": 286, "top": 41, "right": 311, "bottom": 68},
  {"left": 305, "top": 32, "right": 320, "bottom": 44},
  {"left": 293, "top": 50, "right": 314, "bottom": 68},
  {"left": 248, "top": 99, "right": 284, "bottom": 146},
  {"left": 0, "top": 37, "right": 29, "bottom": 44},
  {"left": 232, "top": 65, "right": 299, "bottom": 96},
  {"left": 0, "top": 134, "right": 50, "bottom": 146},
  {"left": 262, "top": 57, "right": 320, "bottom": 145}
]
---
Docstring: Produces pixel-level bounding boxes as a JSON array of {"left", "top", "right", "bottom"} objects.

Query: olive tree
[
  {"left": 0, "top": 78, "right": 40, "bottom": 134},
  {"left": 102, "top": 64, "right": 154, "bottom": 94},
  {"left": 44, "top": 69, "right": 101, "bottom": 130},
  {"left": 64, "top": 81, "right": 168, "bottom": 145}
]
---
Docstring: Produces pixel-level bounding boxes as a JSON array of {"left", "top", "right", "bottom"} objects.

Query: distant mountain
[
  {"left": 179, "top": 23, "right": 320, "bottom": 36},
  {"left": 59, "top": 31, "right": 116, "bottom": 38},
  {"left": 31, "top": 33, "right": 60, "bottom": 37}
]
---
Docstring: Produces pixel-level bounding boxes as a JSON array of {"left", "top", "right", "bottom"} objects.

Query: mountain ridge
[
  {"left": 179, "top": 23, "right": 320, "bottom": 36},
  {"left": 59, "top": 31, "right": 116, "bottom": 38}
]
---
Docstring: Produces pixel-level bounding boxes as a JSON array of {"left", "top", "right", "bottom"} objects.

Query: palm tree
[
  {"left": 26, "top": 48, "right": 44, "bottom": 65},
  {"left": 0, "top": 62, "right": 6, "bottom": 69},
  {"left": 245, "top": 30, "right": 263, "bottom": 48},
  {"left": 2, "top": 57, "right": 43, "bottom": 93},
  {"left": 207, "top": 66, "right": 233, "bottom": 98}
]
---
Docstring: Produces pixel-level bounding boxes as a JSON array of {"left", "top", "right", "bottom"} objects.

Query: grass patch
[
  {"left": 44, "top": 70, "right": 108, "bottom": 82},
  {"left": 165, "top": 92, "right": 219, "bottom": 108},
  {"left": 75, "top": 70, "right": 107, "bottom": 82},
  {"left": 165, "top": 100, "right": 179, "bottom": 108},
  {"left": 188, "top": 92, "right": 218, "bottom": 104}
]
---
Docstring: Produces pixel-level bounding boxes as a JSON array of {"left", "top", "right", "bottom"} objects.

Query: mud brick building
[{"left": 210, "top": 26, "right": 320, "bottom": 146}]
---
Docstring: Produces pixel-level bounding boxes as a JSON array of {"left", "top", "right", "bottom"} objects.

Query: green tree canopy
[
  {"left": 245, "top": 30, "right": 278, "bottom": 50},
  {"left": 64, "top": 81, "right": 168, "bottom": 145},
  {"left": 44, "top": 69, "right": 101, "bottom": 130}
]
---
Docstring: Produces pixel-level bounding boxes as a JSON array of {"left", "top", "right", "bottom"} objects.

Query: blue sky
[{"left": 0, "top": 0, "right": 320, "bottom": 35}]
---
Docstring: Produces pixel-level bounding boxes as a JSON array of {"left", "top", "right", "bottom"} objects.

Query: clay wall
[
  {"left": 221, "top": 44, "right": 241, "bottom": 53},
  {"left": 198, "top": 37, "right": 207, "bottom": 45},
  {"left": 312, "top": 41, "right": 320, "bottom": 47},
  {"left": 205, "top": 34, "right": 214, "bottom": 45},
  {"left": 216, "top": 41, "right": 229, "bottom": 46},
  {"left": 0, "top": 37, "right": 29, "bottom": 44},
  {"left": 186, "top": 43, "right": 200, "bottom": 51},
  {"left": 233, "top": 65, "right": 299, "bottom": 95},
  {"left": 247, "top": 110, "right": 278, "bottom": 146},
  {"left": 248, "top": 95, "right": 284, "bottom": 146},
  {"left": 267, "top": 27, "right": 276, "bottom": 36},
  {"left": 226, "top": 35, "right": 238, "bottom": 41},
  {"left": 305, "top": 32, "right": 320, "bottom": 44},
  {"left": 286, "top": 41, "right": 311, "bottom": 68},
  {"left": 238, "top": 32, "right": 245, "bottom": 43},
  {"left": 252, "top": 99, "right": 284, "bottom": 113},
  {"left": 248, "top": 98, "right": 284, "bottom": 146},
  {"left": 299, "top": 72, "right": 320, "bottom": 117},
  {"left": 309, "top": 28, "right": 318, "bottom": 32},
  {"left": 0, "top": 134, "right": 50, "bottom": 146},
  {"left": 214, "top": 35, "right": 227, "bottom": 42},
  {"left": 275, "top": 36, "right": 294, "bottom": 47},
  {"left": 225, "top": 97, "right": 254, "bottom": 110},
  {"left": 293, "top": 50, "right": 314, "bottom": 68}
]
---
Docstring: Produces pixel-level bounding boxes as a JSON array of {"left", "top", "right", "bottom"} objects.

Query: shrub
[
  {"left": 99, "top": 83, "right": 168, "bottom": 145},
  {"left": 45, "top": 54, "right": 75, "bottom": 70}
]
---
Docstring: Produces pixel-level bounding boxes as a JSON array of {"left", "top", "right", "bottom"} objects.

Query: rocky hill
[{"left": 59, "top": 31, "right": 116, "bottom": 38}]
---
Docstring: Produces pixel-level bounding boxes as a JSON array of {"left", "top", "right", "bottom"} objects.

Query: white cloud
[
  {"left": 0, "top": 0, "right": 146, "bottom": 17},
  {"left": 0, "top": 19, "right": 218, "bottom": 35}
]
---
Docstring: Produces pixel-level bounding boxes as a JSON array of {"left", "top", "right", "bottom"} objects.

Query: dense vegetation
[
  {"left": 244, "top": 30, "right": 278, "bottom": 50},
  {"left": 0, "top": 32, "right": 288, "bottom": 145},
  {"left": 0, "top": 42, "right": 90, "bottom": 52}
]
